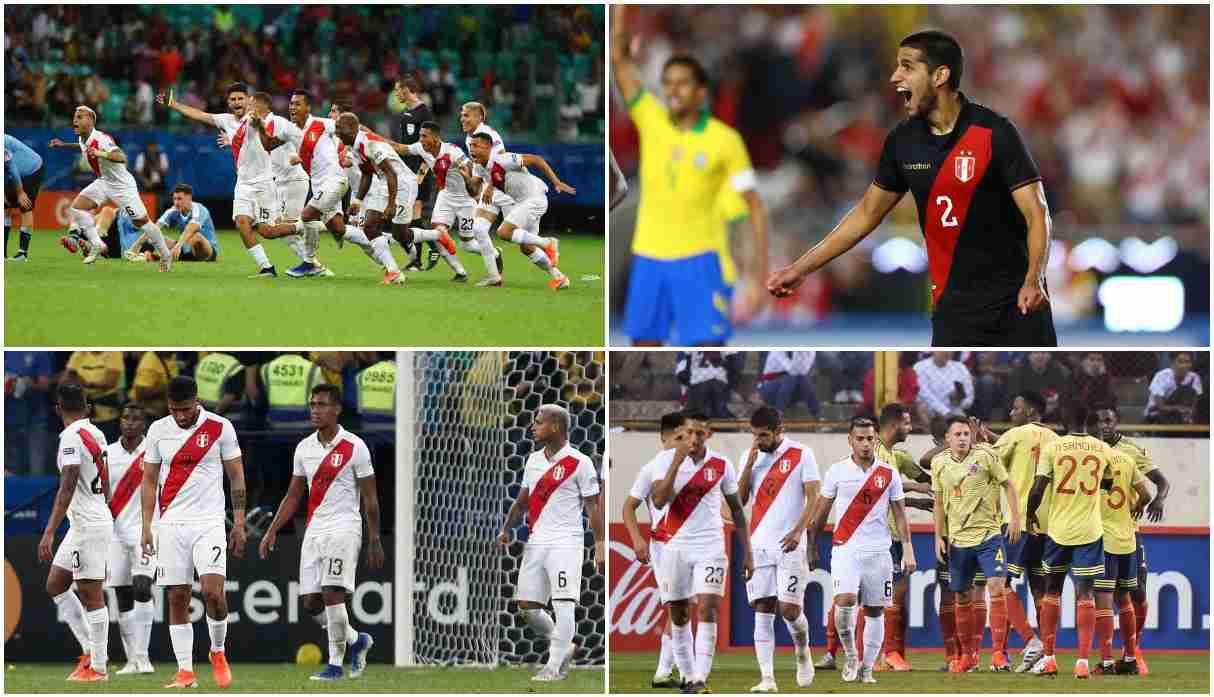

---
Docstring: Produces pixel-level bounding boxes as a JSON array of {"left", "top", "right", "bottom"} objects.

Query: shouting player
[
  {"left": 140, "top": 376, "right": 247, "bottom": 689},
  {"left": 258, "top": 383, "right": 381, "bottom": 680},
  {"left": 39, "top": 383, "right": 113, "bottom": 682},
  {"left": 807, "top": 416, "right": 915, "bottom": 686},
  {"left": 650, "top": 411, "right": 754, "bottom": 694},
  {"left": 768, "top": 30, "right": 1055, "bottom": 346},
  {"left": 737, "top": 406, "right": 819, "bottom": 692},
  {"left": 498, "top": 405, "right": 604, "bottom": 682}
]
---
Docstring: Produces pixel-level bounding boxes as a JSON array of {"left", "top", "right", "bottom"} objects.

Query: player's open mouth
[{"left": 897, "top": 86, "right": 913, "bottom": 104}]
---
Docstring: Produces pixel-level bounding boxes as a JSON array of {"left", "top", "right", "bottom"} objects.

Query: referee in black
[
  {"left": 767, "top": 30, "right": 1055, "bottom": 346},
  {"left": 395, "top": 74, "right": 437, "bottom": 271}
]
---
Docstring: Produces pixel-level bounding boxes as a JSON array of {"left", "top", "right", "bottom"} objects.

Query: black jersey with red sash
[
  {"left": 651, "top": 456, "right": 727, "bottom": 543},
  {"left": 833, "top": 463, "right": 895, "bottom": 546}
]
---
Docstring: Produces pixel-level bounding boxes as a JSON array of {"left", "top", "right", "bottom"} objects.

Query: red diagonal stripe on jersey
[
  {"left": 435, "top": 154, "right": 451, "bottom": 189},
  {"left": 652, "top": 457, "right": 726, "bottom": 543},
  {"left": 307, "top": 439, "right": 356, "bottom": 524},
  {"left": 299, "top": 120, "right": 326, "bottom": 175},
  {"left": 833, "top": 464, "right": 894, "bottom": 546},
  {"left": 85, "top": 138, "right": 101, "bottom": 177},
  {"left": 109, "top": 453, "right": 144, "bottom": 517},
  {"left": 750, "top": 447, "right": 802, "bottom": 534},
  {"left": 528, "top": 455, "right": 580, "bottom": 529},
  {"left": 923, "top": 126, "right": 992, "bottom": 304},
  {"left": 159, "top": 419, "right": 225, "bottom": 516},
  {"left": 77, "top": 428, "right": 107, "bottom": 492},
  {"left": 231, "top": 119, "right": 248, "bottom": 166}
]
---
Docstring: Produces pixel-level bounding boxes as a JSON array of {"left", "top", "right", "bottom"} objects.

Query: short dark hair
[
  {"left": 750, "top": 406, "right": 782, "bottom": 431},
  {"left": 662, "top": 55, "right": 710, "bottom": 87},
  {"left": 1172, "top": 352, "right": 1192, "bottom": 363},
  {"left": 57, "top": 383, "right": 88, "bottom": 412},
  {"left": 311, "top": 383, "right": 342, "bottom": 404},
  {"left": 944, "top": 414, "right": 970, "bottom": 432},
  {"left": 173, "top": 183, "right": 193, "bottom": 196},
  {"left": 396, "top": 74, "right": 421, "bottom": 92},
  {"left": 1066, "top": 406, "right": 1092, "bottom": 434},
  {"left": 471, "top": 132, "right": 494, "bottom": 145},
  {"left": 290, "top": 89, "right": 311, "bottom": 105},
  {"left": 900, "top": 30, "right": 964, "bottom": 90},
  {"left": 225, "top": 82, "right": 249, "bottom": 98},
  {"left": 1018, "top": 391, "right": 1047, "bottom": 418},
  {"left": 929, "top": 415, "right": 950, "bottom": 441},
  {"left": 167, "top": 375, "right": 198, "bottom": 402},
  {"left": 879, "top": 403, "right": 909, "bottom": 428},
  {"left": 680, "top": 409, "right": 709, "bottom": 424},
  {"left": 252, "top": 91, "right": 273, "bottom": 107},
  {"left": 420, "top": 120, "right": 442, "bottom": 135},
  {"left": 659, "top": 411, "right": 686, "bottom": 435},
  {"left": 849, "top": 416, "right": 877, "bottom": 433},
  {"left": 121, "top": 403, "right": 146, "bottom": 418}
]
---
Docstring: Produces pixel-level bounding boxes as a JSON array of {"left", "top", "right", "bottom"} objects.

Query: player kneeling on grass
[
  {"left": 498, "top": 405, "right": 604, "bottom": 682},
  {"left": 258, "top": 383, "right": 382, "bottom": 680},
  {"left": 122, "top": 184, "right": 220, "bottom": 262}
]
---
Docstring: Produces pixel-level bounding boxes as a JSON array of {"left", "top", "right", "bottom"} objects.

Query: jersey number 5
[{"left": 936, "top": 195, "right": 959, "bottom": 228}]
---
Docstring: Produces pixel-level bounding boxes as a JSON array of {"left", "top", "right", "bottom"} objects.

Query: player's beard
[{"left": 914, "top": 88, "right": 937, "bottom": 120}]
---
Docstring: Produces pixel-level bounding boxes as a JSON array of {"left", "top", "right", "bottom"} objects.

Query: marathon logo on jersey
[
  {"left": 63, "top": 447, "right": 75, "bottom": 455},
  {"left": 954, "top": 150, "right": 977, "bottom": 183}
]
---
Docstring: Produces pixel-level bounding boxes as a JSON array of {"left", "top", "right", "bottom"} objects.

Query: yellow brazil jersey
[
  {"left": 1111, "top": 436, "right": 1157, "bottom": 532},
  {"left": 931, "top": 447, "right": 1009, "bottom": 548},
  {"left": 713, "top": 186, "right": 749, "bottom": 284},
  {"left": 994, "top": 423, "right": 1059, "bottom": 532},
  {"left": 1037, "top": 434, "right": 1114, "bottom": 547},
  {"left": 628, "top": 91, "right": 754, "bottom": 267},
  {"left": 879, "top": 441, "right": 924, "bottom": 540},
  {"left": 1101, "top": 448, "right": 1147, "bottom": 554}
]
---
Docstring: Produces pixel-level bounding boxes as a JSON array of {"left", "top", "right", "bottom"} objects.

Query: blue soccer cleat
[
  {"left": 348, "top": 632, "right": 374, "bottom": 678},
  {"left": 286, "top": 261, "right": 318, "bottom": 278},
  {"left": 310, "top": 664, "right": 344, "bottom": 681}
]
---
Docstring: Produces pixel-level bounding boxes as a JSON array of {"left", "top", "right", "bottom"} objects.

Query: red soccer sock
[
  {"left": 1006, "top": 588, "right": 1035, "bottom": 644},
  {"left": 1119, "top": 596, "right": 1139, "bottom": 658},
  {"left": 954, "top": 599, "right": 974, "bottom": 658},
  {"left": 826, "top": 602, "right": 839, "bottom": 656},
  {"left": 989, "top": 589, "right": 1008, "bottom": 655},
  {"left": 883, "top": 604, "right": 900, "bottom": 655},
  {"left": 940, "top": 601, "right": 958, "bottom": 659},
  {"left": 1097, "top": 607, "right": 1116, "bottom": 662},
  {"left": 1076, "top": 598, "right": 1097, "bottom": 663},
  {"left": 1040, "top": 594, "right": 1061, "bottom": 656},
  {"left": 1133, "top": 598, "right": 1148, "bottom": 639},
  {"left": 895, "top": 600, "right": 908, "bottom": 655},
  {"left": 972, "top": 596, "right": 987, "bottom": 653}
]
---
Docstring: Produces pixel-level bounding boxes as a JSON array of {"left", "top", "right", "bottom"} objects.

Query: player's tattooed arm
[
  {"left": 724, "top": 492, "right": 754, "bottom": 580},
  {"left": 497, "top": 486, "right": 529, "bottom": 545},
  {"left": 803, "top": 494, "right": 833, "bottom": 570},
  {"left": 258, "top": 475, "right": 306, "bottom": 559},
  {"left": 1025, "top": 474, "right": 1050, "bottom": 533},
  {"left": 224, "top": 456, "right": 248, "bottom": 558},
  {"left": 38, "top": 465, "right": 79, "bottom": 563},
  {"left": 610, "top": 5, "right": 642, "bottom": 104},
  {"left": 358, "top": 475, "right": 385, "bottom": 570}
]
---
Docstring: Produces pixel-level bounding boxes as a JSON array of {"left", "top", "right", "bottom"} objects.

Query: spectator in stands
[
  {"left": 681, "top": 351, "right": 737, "bottom": 419},
  {"left": 756, "top": 351, "right": 819, "bottom": 418},
  {"left": 64, "top": 351, "right": 125, "bottom": 443},
  {"left": 970, "top": 352, "right": 1011, "bottom": 421},
  {"left": 1006, "top": 352, "right": 1069, "bottom": 422},
  {"left": 817, "top": 352, "right": 868, "bottom": 403},
  {"left": 128, "top": 351, "right": 178, "bottom": 419},
  {"left": 1145, "top": 352, "right": 1203, "bottom": 424},
  {"left": 861, "top": 351, "right": 920, "bottom": 424},
  {"left": 913, "top": 352, "right": 974, "bottom": 424},
  {"left": 428, "top": 62, "right": 456, "bottom": 118},
  {"left": 4, "top": 351, "right": 51, "bottom": 474},
  {"left": 134, "top": 141, "right": 169, "bottom": 209},
  {"left": 133, "top": 77, "right": 155, "bottom": 125},
  {"left": 1065, "top": 352, "right": 1117, "bottom": 425}
]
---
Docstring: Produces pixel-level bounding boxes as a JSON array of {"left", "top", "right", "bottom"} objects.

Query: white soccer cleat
[
  {"left": 1017, "top": 635, "right": 1043, "bottom": 672},
  {"left": 749, "top": 677, "right": 778, "bottom": 693},
  {"left": 476, "top": 275, "right": 503, "bottom": 287},
  {"left": 558, "top": 641, "right": 575, "bottom": 677},
  {"left": 136, "top": 656, "right": 154, "bottom": 674},
  {"left": 795, "top": 647, "right": 815, "bottom": 687},
  {"left": 1028, "top": 655, "right": 1051, "bottom": 675},
  {"left": 116, "top": 662, "right": 141, "bottom": 675},
  {"left": 83, "top": 241, "right": 107, "bottom": 264},
  {"left": 859, "top": 666, "right": 877, "bottom": 684},
  {"left": 841, "top": 654, "right": 859, "bottom": 682},
  {"left": 531, "top": 667, "right": 564, "bottom": 682}
]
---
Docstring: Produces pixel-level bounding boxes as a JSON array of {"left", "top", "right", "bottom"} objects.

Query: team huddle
[
  {"left": 38, "top": 377, "right": 383, "bottom": 686},
  {"left": 624, "top": 396, "right": 1170, "bottom": 692},
  {"left": 51, "top": 77, "right": 577, "bottom": 289}
]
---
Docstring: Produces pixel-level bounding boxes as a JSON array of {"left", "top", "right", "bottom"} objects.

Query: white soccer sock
[
  {"left": 343, "top": 224, "right": 372, "bottom": 249},
  {"left": 785, "top": 612, "right": 811, "bottom": 652},
  {"left": 528, "top": 248, "right": 561, "bottom": 278},
  {"left": 303, "top": 220, "right": 324, "bottom": 258},
  {"left": 118, "top": 610, "right": 137, "bottom": 662},
  {"left": 246, "top": 243, "right": 271, "bottom": 269},
  {"left": 437, "top": 244, "right": 466, "bottom": 275},
  {"left": 862, "top": 613, "right": 884, "bottom": 670},
  {"left": 205, "top": 613, "right": 227, "bottom": 653},
  {"left": 754, "top": 612, "right": 776, "bottom": 679},
  {"left": 409, "top": 226, "right": 440, "bottom": 242},
  {"left": 370, "top": 235, "right": 400, "bottom": 274},
  {"left": 169, "top": 623, "right": 193, "bottom": 672},
  {"left": 671, "top": 622, "right": 695, "bottom": 683},
  {"left": 657, "top": 632, "right": 675, "bottom": 676},
  {"left": 140, "top": 221, "right": 170, "bottom": 257},
  {"left": 835, "top": 604, "right": 858, "bottom": 659},
  {"left": 85, "top": 607, "right": 109, "bottom": 674},
  {"left": 324, "top": 604, "right": 351, "bottom": 667},
  {"left": 694, "top": 621, "right": 718, "bottom": 683},
  {"left": 52, "top": 590, "right": 92, "bottom": 655},
  {"left": 70, "top": 208, "right": 103, "bottom": 247},
  {"left": 510, "top": 229, "right": 547, "bottom": 247},
  {"left": 522, "top": 608, "right": 556, "bottom": 640},
  {"left": 134, "top": 599, "right": 155, "bottom": 658},
  {"left": 546, "top": 601, "right": 575, "bottom": 672},
  {"left": 285, "top": 233, "right": 309, "bottom": 263},
  {"left": 474, "top": 228, "right": 500, "bottom": 278},
  {"left": 459, "top": 238, "right": 480, "bottom": 253}
]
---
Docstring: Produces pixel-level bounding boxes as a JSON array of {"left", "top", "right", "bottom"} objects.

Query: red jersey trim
[
  {"left": 923, "top": 126, "right": 993, "bottom": 304},
  {"left": 77, "top": 429, "right": 107, "bottom": 494},
  {"left": 750, "top": 447, "right": 803, "bottom": 534},
  {"left": 231, "top": 119, "right": 248, "bottom": 167},
  {"left": 652, "top": 457, "right": 726, "bottom": 543},
  {"left": 159, "top": 419, "right": 225, "bottom": 516},
  {"left": 528, "top": 455, "right": 580, "bottom": 529},
  {"left": 832, "top": 464, "right": 894, "bottom": 546},
  {"left": 109, "top": 452, "right": 144, "bottom": 518},
  {"left": 306, "top": 439, "right": 357, "bottom": 524}
]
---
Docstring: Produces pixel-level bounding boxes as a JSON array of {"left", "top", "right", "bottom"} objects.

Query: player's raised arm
[
  {"left": 157, "top": 90, "right": 219, "bottom": 127},
  {"left": 223, "top": 455, "right": 247, "bottom": 558},
  {"left": 519, "top": 154, "right": 576, "bottom": 194},
  {"left": 583, "top": 494, "right": 605, "bottom": 570},
  {"left": 258, "top": 475, "right": 307, "bottom": 559},
  {"left": 610, "top": 5, "right": 642, "bottom": 105},
  {"left": 767, "top": 183, "right": 902, "bottom": 298},
  {"left": 1011, "top": 180, "right": 1052, "bottom": 316},
  {"left": 37, "top": 464, "right": 79, "bottom": 563},
  {"left": 723, "top": 492, "right": 754, "bottom": 580},
  {"left": 621, "top": 496, "right": 650, "bottom": 564},
  {"left": 497, "top": 486, "right": 529, "bottom": 545},
  {"left": 736, "top": 446, "right": 759, "bottom": 506},
  {"left": 650, "top": 438, "right": 689, "bottom": 509},
  {"left": 358, "top": 474, "right": 385, "bottom": 569}
]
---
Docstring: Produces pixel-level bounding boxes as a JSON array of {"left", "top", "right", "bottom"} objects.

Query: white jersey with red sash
[
  {"left": 627, "top": 448, "right": 682, "bottom": 534},
  {"left": 293, "top": 426, "right": 374, "bottom": 537},
  {"left": 277, "top": 115, "right": 341, "bottom": 183},
  {"left": 57, "top": 418, "right": 112, "bottom": 528},
  {"left": 744, "top": 438, "right": 820, "bottom": 550},
  {"left": 212, "top": 112, "right": 275, "bottom": 185},
  {"left": 822, "top": 455, "right": 904, "bottom": 552},
  {"left": 650, "top": 447, "right": 738, "bottom": 552},
  {"left": 144, "top": 408, "right": 241, "bottom": 527},
  {"left": 78, "top": 129, "right": 136, "bottom": 187},
  {"left": 105, "top": 438, "right": 147, "bottom": 538},
  {"left": 408, "top": 141, "right": 475, "bottom": 204},
  {"left": 523, "top": 443, "right": 599, "bottom": 547}
]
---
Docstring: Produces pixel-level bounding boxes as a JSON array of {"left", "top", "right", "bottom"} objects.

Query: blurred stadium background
[{"left": 609, "top": 5, "right": 1209, "bottom": 345}]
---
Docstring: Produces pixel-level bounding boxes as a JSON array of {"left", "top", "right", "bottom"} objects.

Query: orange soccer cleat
[
  {"left": 543, "top": 238, "right": 559, "bottom": 267},
  {"left": 1135, "top": 647, "right": 1149, "bottom": 676},
  {"left": 210, "top": 651, "right": 232, "bottom": 688},
  {"left": 548, "top": 274, "right": 570, "bottom": 291},
  {"left": 1074, "top": 658, "right": 1090, "bottom": 679},
  {"left": 437, "top": 231, "right": 457, "bottom": 256},
  {"left": 884, "top": 651, "right": 913, "bottom": 672},
  {"left": 66, "top": 654, "right": 91, "bottom": 681},
  {"left": 76, "top": 667, "right": 108, "bottom": 682},
  {"left": 1032, "top": 656, "right": 1058, "bottom": 677},
  {"left": 990, "top": 651, "right": 1011, "bottom": 672},
  {"left": 948, "top": 658, "right": 963, "bottom": 674},
  {"left": 382, "top": 270, "right": 405, "bottom": 286},
  {"left": 164, "top": 669, "right": 198, "bottom": 688}
]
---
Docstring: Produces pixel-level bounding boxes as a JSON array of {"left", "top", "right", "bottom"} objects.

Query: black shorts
[
  {"left": 931, "top": 294, "right": 1057, "bottom": 347},
  {"left": 5, "top": 169, "right": 42, "bottom": 210},
  {"left": 416, "top": 174, "right": 436, "bottom": 218}
]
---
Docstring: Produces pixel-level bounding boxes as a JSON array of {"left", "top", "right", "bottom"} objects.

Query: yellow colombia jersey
[
  {"left": 879, "top": 441, "right": 923, "bottom": 540},
  {"left": 1112, "top": 436, "right": 1157, "bottom": 532},
  {"left": 1037, "top": 434, "right": 1115, "bottom": 547},
  {"left": 994, "top": 423, "right": 1059, "bottom": 532},
  {"left": 628, "top": 91, "right": 754, "bottom": 266},
  {"left": 1102, "top": 448, "right": 1147, "bottom": 555},
  {"left": 931, "top": 447, "right": 1009, "bottom": 548}
]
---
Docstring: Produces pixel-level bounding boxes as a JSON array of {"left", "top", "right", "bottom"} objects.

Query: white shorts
[
  {"left": 52, "top": 524, "right": 113, "bottom": 581},
  {"left": 277, "top": 177, "right": 310, "bottom": 223},
  {"left": 105, "top": 532, "right": 156, "bottom": 587},
  {"left": 308, "top": 175, "right": 349, "bottom": 222},
  {"left": 153, "top": 522, "right": 226, "bottom": 586},
  {"left": 648, "top": 539, "right": 667, "bottom": 588},
  {"left": 658, "top": 545, "right": 728, "bottom": 603},
  {"left": 475, "top": 187, "right": 515, "bottom": 217},
  {"left": 233, "top": 179, "right": 279, "bottom": 224},
  {"left": 830, "top": 546, "right": 893, "bottom": 607},
  {"left": 502, "top": 195, "right": 548, "bottom": 234},
  {"left": 299, "top": 531, "right": 361, "bottom": 594},
  {"left": 745, "top": 548, "right": 808, "bottom": 605},
  {"left": 80, "top": 179, "right": 148, "bottom": 221},
  {"left": 432, "top": 190, "right": 475, "bottom": 236},
  {"left": 516, "top": 545, "right": 582, "bottom": 603},
  {"left": 366, "top": 173, "right": 418, "bottom": 225}
]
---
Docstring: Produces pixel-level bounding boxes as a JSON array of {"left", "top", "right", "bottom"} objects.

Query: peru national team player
[
  {"left": 737, "top": 407, "right": 820, "bottom": 692},
  {"left": 140, "top": 376, "right": 247, "bottom": 689},
  {"left": 259, "top": 383, "right": 381, "bottom": 680},
  {"left": 807, "top": 417, "right": 915, "bottom": 687},
  {"left": 498, "top": 405, "right": 604, "bottom": 682},
  {"left": 39, "top": 383, "right": 113, "bottom": 683}
]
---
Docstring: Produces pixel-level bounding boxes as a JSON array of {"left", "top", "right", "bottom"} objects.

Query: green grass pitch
[
  {"left": 4, "top": 229, "right": 604, "bottom": 346},
  {"left": 4, "top": 662, "right": 604, "bottom": 693},
  {"left": 609, "top": 650, "right": 1210, "bottom": 693}
]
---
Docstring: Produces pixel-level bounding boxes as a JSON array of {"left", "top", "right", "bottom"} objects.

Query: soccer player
[
  {"left": 807, "top": 416, "right": 915, "bottom": 685},
  {"left": 1025, "top": 408, "right": 1115, "bottom": 678},
  {"left": 48, "top": 106, "right": 172, "bottom": 269},
  {"left": 123, "top": 184, "right": 220, "bottom": 262},
  {"left": 737, "top": 406, "right": 819, "bottom": 692},
  {"left": 767, "top": 30, "right": 1055, "bottom": 346},
  {"left": 497, "top": 405, "right": 604, "bottom": 682},
  {"left": 5, "top": 132, "right": 43, "bottom": 260},
  {"left": 609, "top": 149, "right": 628, "bottom": 210},
  {"left": 104, "top": 404, "right": 156, "bottom": 675},
  {"left": 992, "top": 392, "right": 1054, "bottom": 672},
  {"left": 258, "top": 383, "right": 381, "bottom": 680},
  {"left": 140, "top": 376, "right": 247, "bottom": 689},
  {"left": 465, "top": 133, "right": 574, "bottom": 289},
  {"left": 1096, "top": 406, "right": 1170, "bottom": 675},
  {"left": 649, "top": 411, "right": 754, "bottom": 694},
  {"left": 931, "top": 416, "right": 1020, "bottom": 673},
  {"left": 38, "top": 383, "right": 113, "bottom": 682},
  {"left": 612, "top": 5, "right": 770, "bottom": 346}
]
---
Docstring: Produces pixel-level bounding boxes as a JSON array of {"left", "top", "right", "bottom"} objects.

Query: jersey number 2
[{"left": 936, "top": 195, "right": 958, "bottom": 228}]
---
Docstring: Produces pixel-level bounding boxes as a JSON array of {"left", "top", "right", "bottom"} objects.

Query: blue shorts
[
  {"left": 1003, "top": 526, "right": 1046, "bottom": 578},
  {"left": 1137, "top": 537, "right": 1148, "bottom": 575},
  {"left": 948, "top": 535, "right": 1005, "bottom": 592},
  {"left": 1041, "top": 536, "right": 1104, "bottom": 579},
  {"left": 1096, "top": 548, "right": 1139, "bottom": 592},
  {"left": 624, "top": 252, "right": 733, "bottom": 345}
]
